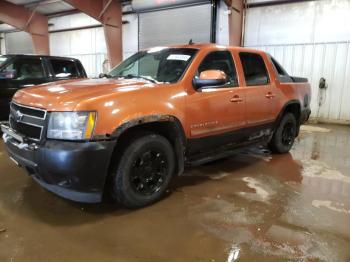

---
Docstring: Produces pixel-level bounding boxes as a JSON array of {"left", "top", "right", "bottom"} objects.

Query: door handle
[
  {"left": 230, "top": 95, "right": 243, "bottom": 103},
  {"left": 265, "top": 92, "right": 276, "bottom": 99}
]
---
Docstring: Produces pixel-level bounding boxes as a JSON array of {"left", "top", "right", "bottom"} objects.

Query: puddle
[
  {"left": 190, "top": 153, "right": 350, "bottom": 261},
  {"left": 208, "top": 172, "right": 231, "bottom": 180},
  {"left": 312, "top": 200, "right": 350, "bottom": 214},
  {"left": 301, "top": 159, "right": 350, "bottom": 184},
  {"left": 300, "top": 125, "right": 331, "bottom": 133},
  {"left": 239, "top": 177, "right": 274, "bottom": 202},
  {"left": 227, "top": 246, "right": 240, "bottom": 262}
]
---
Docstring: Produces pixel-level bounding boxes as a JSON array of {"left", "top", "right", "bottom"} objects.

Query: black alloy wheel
[
  {"left": 110, "top": 132, "right": 175, "bottom": 208},
  {"left": 281, "top": 121, "right": 296, "bottom": 146},
  {"left": 129, "top": 149, "right": 168, "bottom": 196},
  {"left": 268, "top": 113, "right": 297, "bottom": 154}
]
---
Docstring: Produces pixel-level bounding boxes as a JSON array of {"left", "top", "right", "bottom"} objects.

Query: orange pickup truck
[{"left": 1, "top": 44, "right": 311, "bottom": 208}]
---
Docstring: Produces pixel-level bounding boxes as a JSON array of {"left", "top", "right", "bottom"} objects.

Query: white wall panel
[
  {"left": 245, "top": 2, "right": 317, "bottom": 46},
  {"left": 49, "top": 13, "right": 100, "bottom": 31},
  {"left": 314, "top": 1, "right": 350, "bottom": 43},
  {"left": 0, "top": 33, "right": 5, "bottom": 54},
  {"left": 245, "top": 0, "right": 350, "bottom": 46},
  {"left": 50, "top": 27, "right": 107, "bottom": 77},
  {"left": 245, "top": 0, "right": 350, "bottom": 122},
  {"left": 49, "top": 13, "right": 106, "bottom": 78},
  {"left": 122, "top": 14, "right": 139, "bottom": 59},
  {"left": 5, "top": 31, "right": 33, "bottom": 54},
  {"left": 216, "top": 0, "right": 229, "bottom": 46}
]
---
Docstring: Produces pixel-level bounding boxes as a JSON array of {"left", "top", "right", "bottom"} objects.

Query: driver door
[{"left": 186, "top": 50, "right": 246, "bottom": 154}]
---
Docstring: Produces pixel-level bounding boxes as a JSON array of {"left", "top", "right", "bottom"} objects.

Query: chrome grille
[{"left": 9, "top": 102, "right": 47, "bottom": 141}]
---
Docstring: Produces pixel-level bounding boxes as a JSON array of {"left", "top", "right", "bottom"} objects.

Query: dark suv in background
[{"left": 0, "top": 55, "right": 87, "bottom": 120}]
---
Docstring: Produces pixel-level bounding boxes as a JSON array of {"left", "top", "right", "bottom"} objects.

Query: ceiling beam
[
  {"left": 20, "top": 0, "right": 62, "bottom": 7},
  {"left": 224, "top": 0, "right": 232, "bottom": 7},
  {"left": 0, "top": 0, "right": 49, "bottom": 55},
  {"left": 63, "top": 0, "right": 122, "bottom": 67},
  {"left": 247, "top": 0, "right": 316, "bottom": 8}
]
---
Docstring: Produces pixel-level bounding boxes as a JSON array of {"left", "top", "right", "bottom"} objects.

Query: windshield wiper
[
  {"left": 99, "top": 73, "right": 113, "bottom": 78},
  {"left": 116, "top": 74, "right": 157, "bottom": 83}
]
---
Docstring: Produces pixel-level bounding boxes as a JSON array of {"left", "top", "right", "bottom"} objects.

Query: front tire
[
  {"left": 110, "top": 133, "right": 175, "bottom": 208},
  {"left": 268, "top": 113, "right": 297, "bottom": 154}
]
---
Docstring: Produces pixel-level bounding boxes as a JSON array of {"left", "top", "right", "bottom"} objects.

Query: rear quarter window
[
  {"left": 50, "top": 59, "right": 79, "bottom": 79},
  {"left": 270, "top": 56, "right": 293, "bottom": 83}
]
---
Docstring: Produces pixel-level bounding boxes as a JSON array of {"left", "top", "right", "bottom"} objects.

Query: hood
[{"left": 13, "top": 78, "right": 155, "bottom": 111}]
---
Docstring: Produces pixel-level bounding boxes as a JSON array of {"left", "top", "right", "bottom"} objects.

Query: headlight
[{"left": 47, "top": 112, "right": 96, "bottom": 140}]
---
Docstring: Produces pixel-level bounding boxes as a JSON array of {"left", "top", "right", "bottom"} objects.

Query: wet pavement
[{"left": 0, "top": 123, "right": 349, "bottom": 261}]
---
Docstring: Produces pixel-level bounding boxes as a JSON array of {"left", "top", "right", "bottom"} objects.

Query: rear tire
[
  {"left": 110, "top": 133, "right": 175, "bottom": 208},
  {"left": 268, "top": 113, "right": 297, "bottom": 154}
]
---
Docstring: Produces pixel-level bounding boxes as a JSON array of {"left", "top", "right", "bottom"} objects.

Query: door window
[
  {"left": 0, "top": 58, "right": 44, "bottom": 80},
  {"left": 197, "top": 51, "right": 238, "bottom": 87},
  {"left": 50, "top": 59, "right": 79, "bottom": 79},
  {"left": 239, "top": 52, "right": 269, "bottom": 86}
]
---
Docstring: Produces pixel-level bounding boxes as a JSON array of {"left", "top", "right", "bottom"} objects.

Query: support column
[
  {"left": 63, "top": 0, "right": 123, "bottom": 67},
  {"left": 0, "top": 0, "right": 49, "bottom": 55},
  {"left": 226, "top": 0, "right": 244, "bottom": 46}
]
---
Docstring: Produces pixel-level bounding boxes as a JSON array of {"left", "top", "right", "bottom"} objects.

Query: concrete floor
[{"left": 0, "top": 124, "right": 349, "bottom": 262}]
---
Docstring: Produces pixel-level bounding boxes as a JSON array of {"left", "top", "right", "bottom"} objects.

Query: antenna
[{"left": 189, "top": 39, "right": 194, "bottom": 45}]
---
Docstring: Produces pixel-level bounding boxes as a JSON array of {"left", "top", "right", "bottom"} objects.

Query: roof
[
  {"left": 143, "top": 43, "right": 262, "bottom": 53},
  {"left": 1, "top": 54, "right": 81, "bottom": 61}
]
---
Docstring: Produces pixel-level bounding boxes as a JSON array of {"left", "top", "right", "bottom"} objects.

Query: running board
[{"left": 186, "top": 141, "right": 267, "bottom": 167}]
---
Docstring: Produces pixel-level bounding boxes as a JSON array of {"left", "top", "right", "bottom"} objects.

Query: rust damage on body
[{"left": 111, "top": 115, "right": 180, "bottom": 139}]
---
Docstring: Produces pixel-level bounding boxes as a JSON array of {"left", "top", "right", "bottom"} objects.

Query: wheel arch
[
  {"left": 110, "top": 115, "right": 186, "bottom": 176},
  {"left": 274, "top": 100, "right": 302, "bottom": 136}
]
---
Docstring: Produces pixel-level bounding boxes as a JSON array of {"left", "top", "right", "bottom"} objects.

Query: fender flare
[
  {"left": 273, "top": 100, "right": 302, "bottom": 136},
  {"left": 111, "top": 114, "right": 187, "bottom": 176}
]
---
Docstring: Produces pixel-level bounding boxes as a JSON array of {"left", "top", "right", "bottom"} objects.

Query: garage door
[{"left": 139, "top": 4, "right": 212, "bottom": 50}]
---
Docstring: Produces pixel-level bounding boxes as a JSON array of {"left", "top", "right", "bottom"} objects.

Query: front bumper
[{"left": 1, "top": 124, "right": 116, "bottom": 203}]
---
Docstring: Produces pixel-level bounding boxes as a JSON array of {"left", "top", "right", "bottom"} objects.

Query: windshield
[
  {"left": 0, "top": 56, "right": 9, "bottom": 68},
  {"left": 108, "top": 48, "right": 198, "bottom": 83}
]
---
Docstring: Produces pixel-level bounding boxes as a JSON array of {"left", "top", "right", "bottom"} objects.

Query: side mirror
[{"left": 193, "top": 70, "right": 227, "bottom": 89}]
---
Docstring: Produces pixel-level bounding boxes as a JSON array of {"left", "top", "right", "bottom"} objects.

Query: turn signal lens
[{"left": 85, "top": 112, "right": 96, "bottom": 139}]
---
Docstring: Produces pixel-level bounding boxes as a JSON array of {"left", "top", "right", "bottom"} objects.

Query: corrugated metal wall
[
  {"left": 138, "top": 4, "right": 212, "bottom": 49},
  {"left": 255, "top": 42, "right": 350, "bottom": 122},
  {"left": 5, "top": 31, "right": 34, "bottom": 54},
  {"left": 245, "top": 0, "right": 350, "bottom": 123}
]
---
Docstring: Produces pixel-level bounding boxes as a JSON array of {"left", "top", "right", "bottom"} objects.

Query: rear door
[
  {"left": 238, "top": 52, "right": 277, "bottom": 133},
  {"left": 186, "top": 50, "right": 246, "bottom": 153}
]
